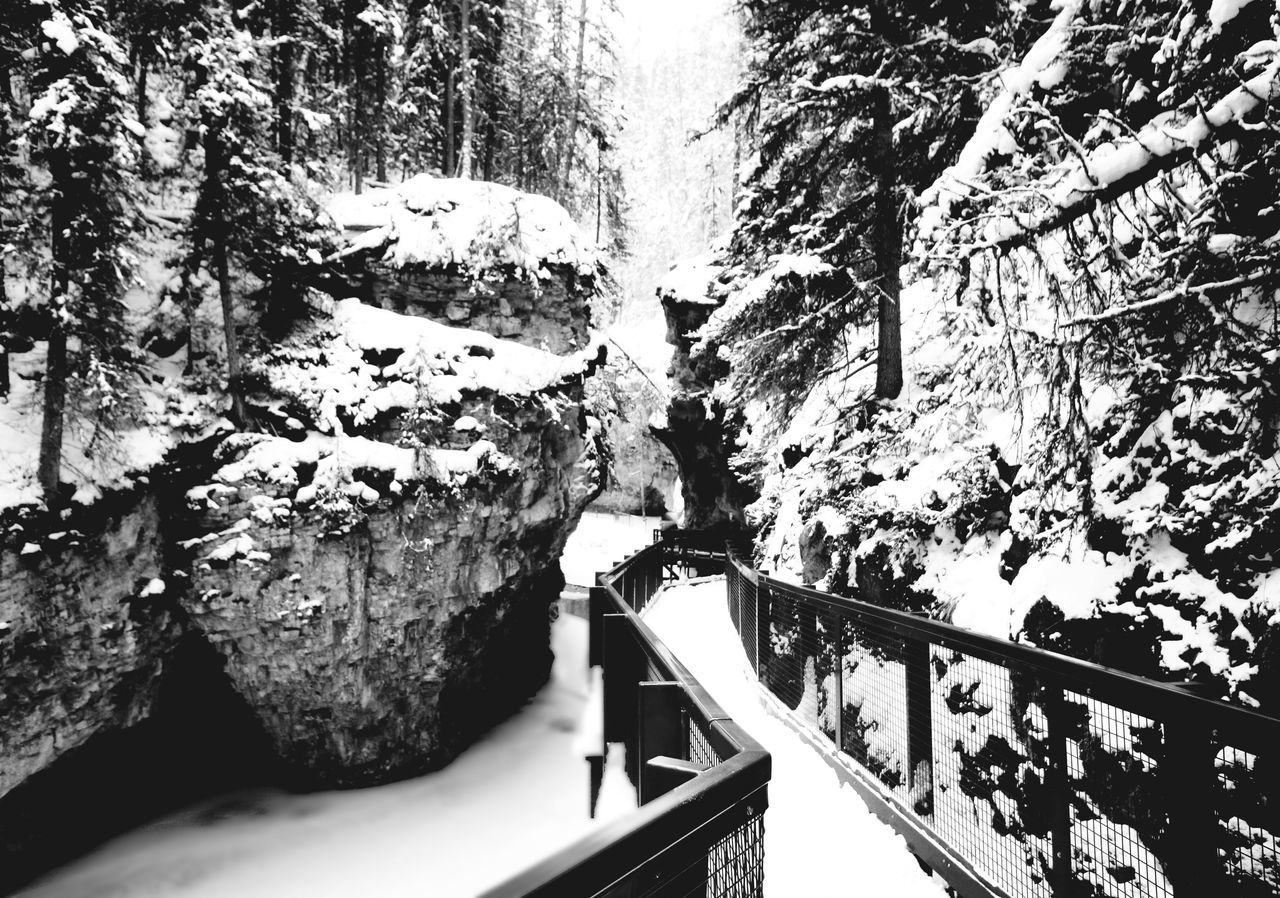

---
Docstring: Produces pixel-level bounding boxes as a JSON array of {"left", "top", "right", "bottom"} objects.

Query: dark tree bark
[
  {"left": 273, "top": 0, "right": 295, "bottom": 167},
  {"left": 513, "top": 0, "right": 533, "bottom": 189},
  {"left": 0, "top": 63, "right": 12, "bottom": 397},
  {"left": 443, "top": 54, "right": 455, "bottom": 174},
  {"left": 374, "top": 34, "right": 387, "bottom": 182},
  {"left": 871, "top": 82, "right": 903, "bottom": 400},
  {"left": 38, "top": 175, "right": 70, "bottom": 502},
  {"left": 135, "top": 56, "right": 151, "bottom": 177},
  {"left": 560, "top": 0, "right": 588, "bottom": 202},
  {"left": 457, "top": 0, "right": 474, "bottom": 178},
  {"left": 203, "top": 123, "right": 247, "bottom": 426}
]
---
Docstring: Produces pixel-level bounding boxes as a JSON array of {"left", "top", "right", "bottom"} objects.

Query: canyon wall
[{"left": 0, "top": 176, "right": 605, "bottom": 886}]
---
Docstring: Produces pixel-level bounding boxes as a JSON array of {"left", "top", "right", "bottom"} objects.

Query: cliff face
[
  {"left": 184, "top": 306, "right": 604, "bottom": 780},
  {"left": 0, "top": 493, "right": 176, "bottom": 799},
  {"left": 652, "top": 251, "right": 754, "bottom": 531},
  {"left": 0, "top": 177, "right": 605, "bottom": 881}
]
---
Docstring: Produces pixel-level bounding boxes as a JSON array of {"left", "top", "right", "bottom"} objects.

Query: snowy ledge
[
  {"left": 656, "top": 243, "right": 729, "bottom": 307},
  {"left": 327, "top": 176, "right": 600, "bottom": 281}
]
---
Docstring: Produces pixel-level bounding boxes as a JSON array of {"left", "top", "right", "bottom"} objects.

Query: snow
[
  {"left": 327, "top": 176, "right": 600, "bottom": 279},
  {"left": 656, "top": 243, "right": 728, "bottom": 306},
  {"left": 17, "top": 616, "right": 605, "bottom": 898},
  {"left": 40, "top": 12, "right": 81, "bottom": 55},
  {"left": 984, "top": 43, "right": 1280, "bottom": 247},
  {"left": 1209, "top": 0, "right": 1257, "bottom": 31},
  {"left": 644, "top": 579, "right": 947, "bottom": 898},
  {"left": 0, "top": 345, "right": 216, "bottom": 512},
  {"left": 698, "top": 252, "right": 834, "bottom": 348},
  {"left": 917, "top": 0, "right": 1084, "bottom": 242},
  {"left": 559, "top": 511, "right": 664, "bottom": 588}
]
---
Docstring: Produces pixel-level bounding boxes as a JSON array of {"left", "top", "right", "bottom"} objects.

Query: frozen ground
[
  {"left": 18, "top": 616, "right": 596, "bottom": 898},
  {"left": 559, "top": 510, "right": 664, "bottom": 588},
  {"left": 644, "top": 578, "right": 948, "bottom": 897}
]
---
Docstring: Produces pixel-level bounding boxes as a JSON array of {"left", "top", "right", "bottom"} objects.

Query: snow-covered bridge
[{"left": 489, "top": 530, "right": 1280, "bottom": 898}]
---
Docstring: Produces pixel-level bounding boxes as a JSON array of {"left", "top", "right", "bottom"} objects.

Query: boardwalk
[{"left": 644, "top": 578, "right": 946, "bottom": 897}]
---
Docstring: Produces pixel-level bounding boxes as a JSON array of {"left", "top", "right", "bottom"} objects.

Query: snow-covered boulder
[
  {"left": 178, "top": 296, "right": 605, "bottom": 785},
  {"left": 328, "top": 176, "right": 600, "bottom": 355}
]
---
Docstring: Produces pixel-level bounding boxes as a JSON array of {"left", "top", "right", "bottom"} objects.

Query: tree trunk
[
  {"left": 205, "top": 125, "right": 247, "bottom": 426},
  {"left": 560, "top": 0, "right": 588, "bottom": 202},
  {"left": 38, "top": 180, "right": 70, "bottom": 503},
  {"left": 38, "top": 320, "right": 67, "bottom": 503},
  {"left": 274, "top": 0, "right": 295, "bottom": 168},
  {"left": 0, "top": 64, "right": 11, "bottom": 397},
  {"left": 514, "top": 0, "right": 534, "bottom": 189},
  {"left": 871, "top": 83, "right": 903, "bottom": 400},
  {"left": 549, "top": 0, "right": 567, "bottom": 198},
  {"left": 135, "top": 56, "right": 150, "bottom": 177},
  {"left": 375, "top": 35, "right": 387, "bottom": 182},
  {"left": 457, "top": 0, "right": 474, "bottom": 179},
  {"left": 444, "top": 57, "right": 456, "bottom": 175}
]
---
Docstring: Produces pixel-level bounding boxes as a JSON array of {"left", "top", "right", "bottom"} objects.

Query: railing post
[
  {"left": 588, "top": 582, "right": 607, "bottom": 669},
  {"left": 1044, "top": 683, "right": 1073, "bottom": 893},
  {"left": 756, "top": 572, "right": 772, "bottom": 686},
  {"left": 833, "top": 617, "right": 844, "bottom": 751},
  {"left": 1162, "top": 719, "right": 1224, "bottom": 895},
  {"left": 904, "top": 635, "right": 933, "bottom": 815},
  {"left": 603, "top": 613, "right": 641, "bottom": 787},
  {"left": 638, "top": 681, "right": 688, "bottom": 804}
]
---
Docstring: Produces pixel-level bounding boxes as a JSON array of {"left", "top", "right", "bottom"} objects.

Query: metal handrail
[
  {"left": 719, "top": 542, "right": 1280, "bottom": 898},
  {"left": 481, "top": 535, "right": 770, "bottom": 898},
  {"left": 747, "top": 561, "right": 1280, "bottom": 753}
]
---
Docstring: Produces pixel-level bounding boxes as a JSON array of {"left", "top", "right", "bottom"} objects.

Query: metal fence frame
[
  {"left": 482, "top": 539, "right": 770, "bottom": 898},
  {"left": 486, "top": 529, "right": 1280, "bottom": 898},
  {"left": 720, "top": 543, "right": 1280, "bottom": 898}
]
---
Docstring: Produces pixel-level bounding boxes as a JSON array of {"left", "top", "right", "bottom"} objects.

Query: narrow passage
[{"left": 644, "top": 578, "right": 948, "bottom": 897}]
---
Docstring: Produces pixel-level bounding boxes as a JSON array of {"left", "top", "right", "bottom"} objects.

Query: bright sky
[{"left": 615, "top": 0, "right": 736, "bottom": 62}]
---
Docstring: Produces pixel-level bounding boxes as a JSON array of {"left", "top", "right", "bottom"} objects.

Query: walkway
[{"left": 644, "top": 578, "right": 948, "bottom": 897}]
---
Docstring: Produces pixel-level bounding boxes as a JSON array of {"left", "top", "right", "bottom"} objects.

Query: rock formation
[
  {"left": 651, "top": 249, "right": 755, "bottom": 531},
  {"left": 0, "top": 177, "right": 605, "bottom": 884}
]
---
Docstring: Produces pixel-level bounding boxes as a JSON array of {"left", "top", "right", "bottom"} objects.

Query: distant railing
[
  {"left": 721, "top": 542, "right": 1280, "bottom": 898},
  {"left": 482, "top": 536, "right": 770, "bottom": 898}
]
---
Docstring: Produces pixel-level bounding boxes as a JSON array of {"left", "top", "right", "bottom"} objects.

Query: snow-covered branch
[
  {"left": 1059, "top": 273, "right": 1278, "bottom": 327},
  {"left": 981, "top": 46, "right": 1280, "bottom": 252}
]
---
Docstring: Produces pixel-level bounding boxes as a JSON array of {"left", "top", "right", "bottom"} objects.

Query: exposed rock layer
[{"left": 653, "top": 291, "right": 754, "bottom": 530}]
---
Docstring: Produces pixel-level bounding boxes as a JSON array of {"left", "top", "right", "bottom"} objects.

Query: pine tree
[
  {"left": 715, "top": 0, "right": 1016, "bottom": 410},
  {"left": 0, "top": 13, "right": 34, "bottom": 399},
  {"left": 186, "top": 2, "right": 336, "bottom": 424},
  {"left": 28, "top": 1, "right": 143, "bottom": 502}
]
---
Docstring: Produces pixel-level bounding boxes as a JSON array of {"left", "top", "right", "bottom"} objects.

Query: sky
[{"left": 607, "top": 0, "right": 741, "bottom": 368}]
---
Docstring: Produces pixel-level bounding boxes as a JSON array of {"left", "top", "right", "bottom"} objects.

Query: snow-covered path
[
  {"left": 644, "top": 579, "right": 948, "bottom": 897},
  {"left": 17, "top": 617, "right": 596, "bottom": 898},
  {"left": 559, "top": 510, "right": 664, "bottom": 588}
]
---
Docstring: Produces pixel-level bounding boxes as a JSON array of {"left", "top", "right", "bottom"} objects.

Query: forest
[
  {"left": 0, "top": 0, "right": 626, "bottom": 508},
  {"left": 3, "top": 0, "right": 1280, "bottom": 896},
  {"left": 2, "top": 0, "right": 1278, "bottom": 705},
  {"left": 663, "top": 0, "right": 1280, "bottom": 709}
]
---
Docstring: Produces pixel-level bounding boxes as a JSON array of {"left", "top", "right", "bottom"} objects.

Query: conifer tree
[
  {"left": 28, "top": 1, "right": 143, "bottom": 502},
  {"left": 186, "top": 2, "right": 335, "bottom": 425},
  {"left": 716, "top": 0, "right": 1015, "bottom": 409}
]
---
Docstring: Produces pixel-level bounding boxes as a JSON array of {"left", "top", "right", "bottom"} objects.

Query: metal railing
[
  {"left": 482, "top": 538, "right": 770, "bottom": 898},
  {"left": 721, "top": 541, "right": 1280, "bottom": 898}
]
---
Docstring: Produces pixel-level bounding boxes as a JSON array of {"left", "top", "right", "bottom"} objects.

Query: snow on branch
[
  {"left": 981, "top": 43, "right": 1280, "bottom": 252},
  {"left": 1059, "top": 272, "right": 1279, "bottom": 327},
  {"left": 916, "top": 0, "right": 1084, "bottom": 244}
]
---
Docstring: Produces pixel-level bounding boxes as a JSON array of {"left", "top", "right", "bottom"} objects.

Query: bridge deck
[{"left": 644, "top": 577, "right": 946, "bottom": 897}]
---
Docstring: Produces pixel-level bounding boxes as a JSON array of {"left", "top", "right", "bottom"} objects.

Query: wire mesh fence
[{"left": 720, "top": 548, "right": 1280, "bottom": 898}]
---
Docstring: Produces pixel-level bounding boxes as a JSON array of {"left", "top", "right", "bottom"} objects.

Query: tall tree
[
  {"left": 709, "top": 0, "right": 1015, "bottom": 413},
  {"left": 457, "top": 0, "right": 473, "bottom": 177},
  {"left": 29, "top": 1, "right": 142, "bottom": 502},
  {"left": 272, "top": 0, "right": 296, "bottom": 167}
]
